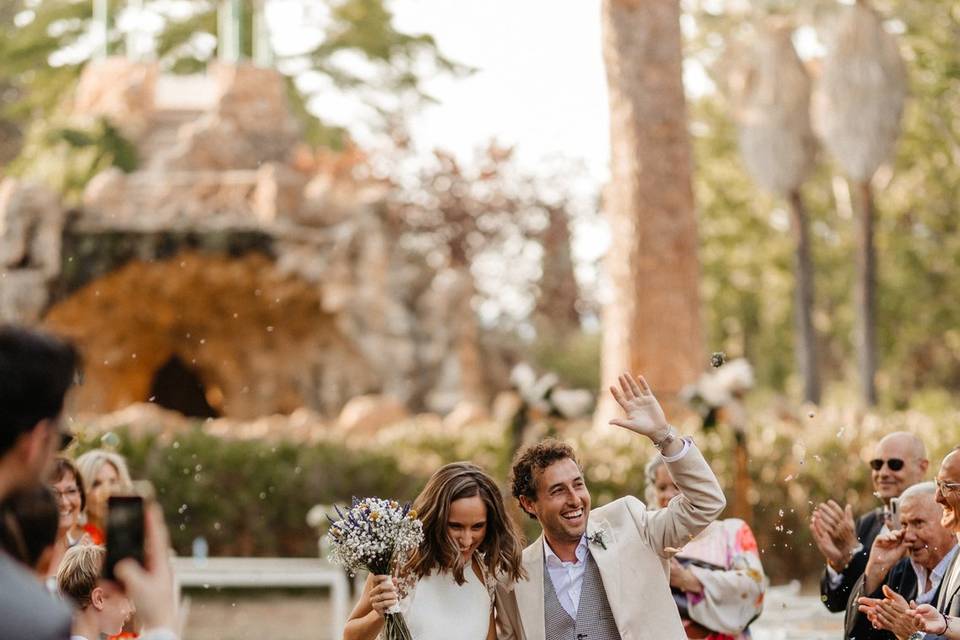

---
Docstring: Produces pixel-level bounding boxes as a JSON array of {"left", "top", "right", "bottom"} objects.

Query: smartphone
[
  {"left": 889, "top": 496, "right": 901, "bottom": 530},
  {"left": 103, "top": 495, "right": 145, "bottom": 581}
]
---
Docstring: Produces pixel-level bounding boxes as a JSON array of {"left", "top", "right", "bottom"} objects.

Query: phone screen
[
  {"left": 104, "top": 495, "right": 145, "bottom": 581},
  {"left": 889, "top": 497, "right": 901, "bottom": 530}
]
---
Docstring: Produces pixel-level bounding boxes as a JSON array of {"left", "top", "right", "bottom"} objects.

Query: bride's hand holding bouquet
[{"left": 327, "top": 497, "right": 424, "bottom": 640}]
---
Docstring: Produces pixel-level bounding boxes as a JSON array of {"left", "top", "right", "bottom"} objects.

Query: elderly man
[
  {"left": 844, "top": 482, "right": 957, "bottom": 640},
  {"left": 497, "top": 372, "right": 726, "bottom": 640},
  {"left": 812, "top": 432, "right": 929, "bottom": 612},
  {"left": 0, "top": 326, "right": 179, "bottom": 640},
  {"left": 857, "top": 448, "right": 960, "bottom": 640}
]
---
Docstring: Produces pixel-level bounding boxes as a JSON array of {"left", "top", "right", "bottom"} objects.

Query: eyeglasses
[
  {"left": 937, "top": 480, "right": 960, "bottom": 496},
  {"left": 869, "top": 458, "right": 905, "bottom": 471},
  {"left": 51, "top": 486, "right": 80, "bottom": 502}
]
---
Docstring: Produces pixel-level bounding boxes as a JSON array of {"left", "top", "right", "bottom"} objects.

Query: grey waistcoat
[{"left": 543, "top": 550, "right": 622, "bottom": 640}]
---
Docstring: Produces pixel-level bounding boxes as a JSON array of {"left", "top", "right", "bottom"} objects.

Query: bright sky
[{"left": 390, "top": 0, "right": 610, "bottom": 184}]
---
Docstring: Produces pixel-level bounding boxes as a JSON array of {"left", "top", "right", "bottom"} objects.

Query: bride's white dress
[{"left": 399, "top": 566, "right": 493, "bottom": 640}]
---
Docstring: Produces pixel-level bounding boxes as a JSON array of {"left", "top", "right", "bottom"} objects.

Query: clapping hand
[
  {"left": 810, "top": 500, "right": 858, "bottom": 572},
  {"left": 858, "top": 585, "right": 921, "bottom": 638},
  {"left": 609, "top": 373, "right": 669, "bottom": 441},
  {"left": 910, "top": 603, "right": 951, "bottom": 636}
]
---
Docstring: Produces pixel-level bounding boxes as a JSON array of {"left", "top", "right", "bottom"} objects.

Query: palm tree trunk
[
  {"left": 597, "top": 0, "right": 703, "bottom": 424},
  {"left": 853, "top": 179, "right": 878, "bottom": 405},
  {"left": 787, "top": 189, "right": 821, "bottom": 404}
]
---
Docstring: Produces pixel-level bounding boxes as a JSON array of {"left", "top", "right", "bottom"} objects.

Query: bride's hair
[{"left": 403, "top": 461, "right": 526, "bottom": 585}]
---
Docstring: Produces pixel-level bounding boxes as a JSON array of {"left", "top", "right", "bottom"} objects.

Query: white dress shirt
[
  {"left": 543, "top": 440, "right": 693, "bottom": 619},
  {"left": 544, "top": 535, "right": 589, "bottom": 619},
  {"left": 912, "top": 545, "right": 958, "bottom": 604}
]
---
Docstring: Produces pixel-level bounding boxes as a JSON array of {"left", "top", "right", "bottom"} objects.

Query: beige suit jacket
[{"left": 496, "top": 441, "right": 726, "bottom": 640}]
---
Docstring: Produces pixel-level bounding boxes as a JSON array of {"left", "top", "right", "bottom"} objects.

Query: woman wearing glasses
[{"left": 46, "top": 457, "right": 92, "bottom": 589}]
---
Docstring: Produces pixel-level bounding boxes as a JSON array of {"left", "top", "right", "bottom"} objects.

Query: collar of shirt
[
  {"left": 545, "top": 534, "right": 589, "bottom": 568},
  {"left": 911, "top": 544, "right": 959, "bottom": 602}
]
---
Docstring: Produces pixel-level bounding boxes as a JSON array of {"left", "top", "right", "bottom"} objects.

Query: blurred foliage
[
  {"left": 686, "top": 0, "right": 960, "bottom": 404},
  {"left": 0, "top": 0, "right": 465, "bottom": 163},
  {"left": 74, "top": 398, "right": 960, "bottom": 583},
  {"left": 10, "top": 116, "right": 138, "bottom": 202},
  {"left": 530, "top": 331, "right": 601, "bottom": 392},
  {"left": 75, "top": 426, "right": 427, "bottom": 557}
]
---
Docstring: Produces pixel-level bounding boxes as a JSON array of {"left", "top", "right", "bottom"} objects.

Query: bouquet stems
[{"left": 383, "top": 612, "right": 413, "bottom": 640}]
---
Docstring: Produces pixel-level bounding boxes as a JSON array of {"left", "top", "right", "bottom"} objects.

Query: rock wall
[{"left": 0, "top": 59, "right": 513, "bottom": 420}]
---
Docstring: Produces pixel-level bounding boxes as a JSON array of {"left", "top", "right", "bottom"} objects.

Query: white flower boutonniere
[{"left": 587, "top": 528, "right": 608, "bottom": 550}]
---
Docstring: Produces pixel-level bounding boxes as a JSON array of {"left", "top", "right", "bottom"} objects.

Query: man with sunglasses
[
  {"left": 854, "top": 448, "right": 960, "bottom": 640},
  {"left": 0, "top": 326, "right": 180, "bottom": 640},
  {"left": 811, "top": 432, "right": 929, "bottom": 612}
]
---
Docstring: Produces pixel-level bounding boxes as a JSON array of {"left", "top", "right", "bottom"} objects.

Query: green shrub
[
  {"left": 74, "top": 399, "right": 960, "bottom": 585},
  {"left": 76, "top": 426, "right": 427, "bottom": 557}
]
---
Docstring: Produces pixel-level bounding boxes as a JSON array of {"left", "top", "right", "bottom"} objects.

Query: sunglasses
[{"left": 869, "top": 458, "right": 905, "bottom": 471}]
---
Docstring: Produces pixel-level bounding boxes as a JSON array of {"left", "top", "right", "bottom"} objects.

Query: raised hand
[
  {"left": 810, "top": 501, "right": 858, "bottom": 571},
  {"left": 114, "top": 503, "right": 178, "bottom": 632},
  {"left": 864, "top": 529, "right": 907, "bottom": 593},
  {"left": 810, "top": 508, "right": 848, "bottom": 570},
  {"left": 608, "top": 373, "right": 669, "bottom": 440}
]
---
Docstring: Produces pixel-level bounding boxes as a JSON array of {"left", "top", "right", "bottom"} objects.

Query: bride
[{"left": 344, "top": 462, "right": 526, "bottom": 640}]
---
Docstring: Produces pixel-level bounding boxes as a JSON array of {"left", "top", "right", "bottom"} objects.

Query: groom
[{"left": 498, "top": 372, "right": 726, "bottom": 640}]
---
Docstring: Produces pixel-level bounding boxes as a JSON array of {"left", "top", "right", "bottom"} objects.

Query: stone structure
[{"left": 0, "top": 58, "right": 509, "bottom": 420}]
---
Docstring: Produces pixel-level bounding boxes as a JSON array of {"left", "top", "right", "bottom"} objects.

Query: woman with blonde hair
[
  {"left": 344, "top": 462, "right": 526, "bottom": 640},
  {"left": 75, "top": 449, "right": 133, "bottom": 545}
]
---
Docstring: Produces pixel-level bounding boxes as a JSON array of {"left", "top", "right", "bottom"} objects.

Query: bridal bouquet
[{"left": 326, "top": 497, "right": 424, "bottom": 640}]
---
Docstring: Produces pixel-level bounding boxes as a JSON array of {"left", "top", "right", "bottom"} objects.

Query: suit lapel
[
  {"left": 586, "top": 518, "right": 622, "bottom": 624},
  {"left": 516, "top": 536, "right": 546, "bottom": 640},
  {"left": 939, "top": 547, "right": 960, "bottom": 612}
]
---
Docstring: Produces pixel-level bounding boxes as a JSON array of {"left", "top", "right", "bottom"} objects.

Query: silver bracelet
[{"left": 653, "top": 426, "right": 677, "bottom": 451}]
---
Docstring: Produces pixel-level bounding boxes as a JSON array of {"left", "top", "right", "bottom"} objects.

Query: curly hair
[{"left": 510, "top": 438, "right": 580, "bottom": 519}]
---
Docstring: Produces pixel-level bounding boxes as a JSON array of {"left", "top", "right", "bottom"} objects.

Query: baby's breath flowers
[{"left": 326, "top": 497, "right": 424, "bottom": 640}]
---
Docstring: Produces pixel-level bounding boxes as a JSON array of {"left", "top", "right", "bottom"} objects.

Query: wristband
[{"left": 653, "top": 426, "right": 677, "bottom": 451}]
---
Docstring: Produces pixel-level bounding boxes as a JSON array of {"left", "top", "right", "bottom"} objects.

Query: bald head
[
  {"left": 877, "top": 432, "right": 926, "bottom": 461},
  {"left": 871, "top": 432, "right": 928, "bottom": 504}
]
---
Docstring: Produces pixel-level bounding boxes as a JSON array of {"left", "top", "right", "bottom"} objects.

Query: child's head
[{"left": 57, "top": 544, "right": 133, "bottom": 636}]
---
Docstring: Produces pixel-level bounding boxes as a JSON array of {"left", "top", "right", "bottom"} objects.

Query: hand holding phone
[
  {"left": 888, "top": 497, "right": 901, "bottom": 530},
  {"left": 104, "top": 495, "right": 145, "bottom": 581}
]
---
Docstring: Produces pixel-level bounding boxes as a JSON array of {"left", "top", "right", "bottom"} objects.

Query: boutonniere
[{"left": 587, "top": 528, "right": 608, "bottom": 550}]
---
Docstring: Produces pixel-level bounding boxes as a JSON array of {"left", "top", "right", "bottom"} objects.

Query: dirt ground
[{"left": 182, "top": 590, "right": 336, "bottom": 640}]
